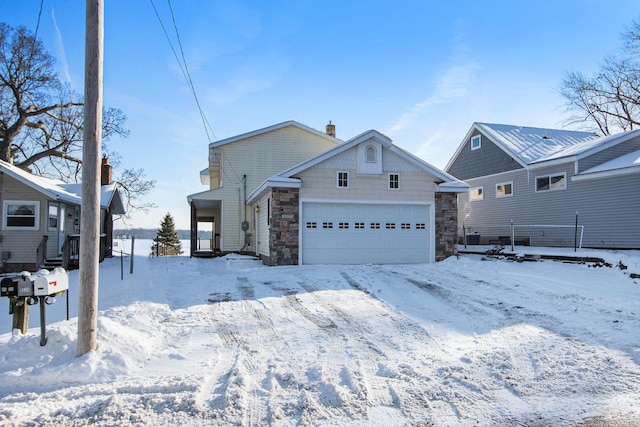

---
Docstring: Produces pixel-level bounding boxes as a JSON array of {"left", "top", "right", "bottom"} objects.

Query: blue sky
[{"left": 2, "top": 1, "right": 639, "bottom": 229}]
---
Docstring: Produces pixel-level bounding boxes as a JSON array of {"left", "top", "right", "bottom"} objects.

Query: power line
[
  {"left": 149, "top": 0, "right": 244, "bottom": 184},
  {"left": 148, "top": 0, "right": 216, "bottom": 143},
  {"left": 167, "top": 0, "right": 216, "bottom": 142}
]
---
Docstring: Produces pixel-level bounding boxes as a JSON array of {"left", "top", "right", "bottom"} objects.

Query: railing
[
  {"left": 36, "top": 236, "right": 48, "bottom": 270},
  {"left": 62, "top": 235, "right": 80, "bottom": 270},
  {"left": 460, "top": 222, "right": 585, "bottom": 251},
  {"left": 61, "top": 234, "right": 106, "bottom": 270}
]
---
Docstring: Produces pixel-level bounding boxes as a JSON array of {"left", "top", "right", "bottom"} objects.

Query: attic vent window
[
  {"left": 471, "top": 135, "right": 481, "bottom": 150},
  {"left": 365, "top": 145, "right": 377, "bottom": 163}
]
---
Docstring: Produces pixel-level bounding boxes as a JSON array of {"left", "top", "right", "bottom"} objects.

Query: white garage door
[{"left": 301, "top": 202, "right": 431, "bottom": 265}]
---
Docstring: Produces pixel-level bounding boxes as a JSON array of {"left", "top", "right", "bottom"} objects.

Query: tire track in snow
[{"left": 200, "top": 276, "right": 295, "bottom": 425}]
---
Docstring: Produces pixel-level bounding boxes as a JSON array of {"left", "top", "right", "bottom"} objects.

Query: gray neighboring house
[
  {"left": 445, "top": 122, "right": 640, "bottom": 249},
  {"left": 0, "top": 157, "right": 125, "bottom": 272}
]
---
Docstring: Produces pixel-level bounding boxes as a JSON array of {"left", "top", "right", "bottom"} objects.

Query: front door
[
  {"left": 58, "top": 205, "right": 66, "bottom": 253},
  {"left": 48, "top": 202, "right": 65, "bottom": 255}
]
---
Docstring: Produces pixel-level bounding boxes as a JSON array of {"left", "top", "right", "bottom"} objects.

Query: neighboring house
[
  {"left": 187, "top": 121, "right": 341, "bottom": 256},
  {"left": 188, "top": 120, "right": 468, "bottom": 265},
  {"left": 0, "top": 157, "right": 126, "bottom": 272},
  {"left": 445, "top": 122, "right": 640, "bottom": 249}
]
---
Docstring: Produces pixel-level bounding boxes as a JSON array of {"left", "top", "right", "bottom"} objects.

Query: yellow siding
[
  {"left": 298, "top": 148, "right": 438, "bottom": 201},
  {"left": 214, "top": 126, "right": 337, "bottom": 252}
]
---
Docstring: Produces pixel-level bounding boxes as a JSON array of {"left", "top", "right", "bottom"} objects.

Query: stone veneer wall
[
  {"left": 435, "top": 192, "right": 458, "bottom": 261},
  {"left": 267, "top": 188, "right": 300, "bottom": 266}
]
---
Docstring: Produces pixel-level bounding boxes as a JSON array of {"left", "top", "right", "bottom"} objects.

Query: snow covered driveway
[{"left": 1, "top": 245, "right": 639, "bottom": 426}]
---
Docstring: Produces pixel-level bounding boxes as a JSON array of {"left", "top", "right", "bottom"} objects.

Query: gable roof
[
  {"left": 247, "top": 130, "right": 468, "bottom": 203},
  {"left": 0, "top": 160, "right": 125, "bottom": 214},
  {"left": 209, "top": 120, "right": 342, "bottom": 149},
  {"left": 447, "top": 122, "right": 640, "bottom": 170}
]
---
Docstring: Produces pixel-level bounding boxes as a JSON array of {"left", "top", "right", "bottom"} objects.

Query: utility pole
[{"left": 77, "top": 0, "right": 103, "bottom": 356}]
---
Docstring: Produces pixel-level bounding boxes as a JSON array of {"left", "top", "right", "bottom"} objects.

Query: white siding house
[{"left": 246, "top": 129, "right": 468, "bottom": 265}]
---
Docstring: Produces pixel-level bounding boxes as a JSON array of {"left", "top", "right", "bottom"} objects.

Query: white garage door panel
[{"left": 301, "top": 202, "right": 430, "bottom": 265}]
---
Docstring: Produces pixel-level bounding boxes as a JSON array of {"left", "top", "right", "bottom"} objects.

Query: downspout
[{"left": 241, "top": 175, "right": 248, "bottom": 251}]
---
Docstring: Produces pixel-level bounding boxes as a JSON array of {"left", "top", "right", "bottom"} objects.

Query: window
[
  {"left": 322, "top": 222, "right": 333, "bottom": 229},
  {"left": 471, "top": 135, "right": 481, "bottom": 150},
  {"left": 337, "top": 171, "right": 349, "bottom": 188},
  {"left": 365, "top": 145, "right": 376, "bottom": 163},
  {"left": 370, "top": 222, "right": 380, "bottom": 229},
  {"left": 388, "top": 173, "right": 399, "bottom": 189},
  {"left": 496, "top": 182, "right": 513, "bottom": 198},
  {"left": 415, "top": 223, "right": 426, "bottom": 229},
  {"left": 385, "top": 223, "right": 396, "bottom": 229},
  {"left": 469, "top": 187, "right": 483, "bottom": 201},
  {"left": 401, "top": 223, "right": 411, "bottom": 229},
  {"left": 355, "top": 222, "right": 365, "bottom": 229},
  {"left": 536, "top": 173, "right": 566, "bottom": 192},
  {"left": 48, "top": 204, "right": 59, "bottom": 231},
  {"left": 306, "top": 222, "right": 317, "bottom": 229},
  {"left": 3, "top": 201, "right": 39, "bottom": 230},
  {"left": 339, "top": 222, "right": 349, "bottom": 229},
  {"left": 74, "top": 206, "right": 80, "bottom": 230}
]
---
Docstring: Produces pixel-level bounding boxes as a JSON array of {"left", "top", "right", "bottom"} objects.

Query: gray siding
[
  {"left": 0, "top": 174, "right": 51, "bottom": 265},
  {"left": 458, "top": 163, "right": 640, "bottom": 248},
  {"left": 447, "top": 131, "right": 523, "bottom": 180},
  {"left": 577, "top": 134, "right": 640, "bottom": 172}
]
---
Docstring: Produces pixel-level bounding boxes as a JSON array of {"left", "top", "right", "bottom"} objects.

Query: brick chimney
[
  {"left": 326, "top": 121, "right": 336, "bottom": 138},
  {"left": 101, "top": 155, "right": 112, "bottom": 185}
]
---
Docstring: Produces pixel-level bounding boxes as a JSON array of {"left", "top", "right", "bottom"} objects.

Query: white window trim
[
  {"left": 337, "top": 171, "right": 349, "bottom": 189},
  {"left": 469, "top": 186, "right": 484, "bottom": 201},
  {"left": 3, "top": 200, "right": 40, "bottom": 231},
  {"left": 388, "top": 173, "right": 400, "bottom": 190},
  {"left": 535, "top": 173, "right": 567, "bottom": 193},
  {"left": 496, "top": 181, "right": 513, "bottom": 198},
  {"left": 471, "top": 135, "right": 481, "bottom": 151}
]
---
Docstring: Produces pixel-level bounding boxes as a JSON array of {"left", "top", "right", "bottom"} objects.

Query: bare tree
[
  {"left": 0, "top": 23, "right": 154, "bottom": 214},
  {"left": 560, "top": 19, "right": 640, "bottom": 135}
]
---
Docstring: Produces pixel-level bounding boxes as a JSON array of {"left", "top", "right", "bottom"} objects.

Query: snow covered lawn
[{"left": 1, "top": 241, "right": 639, "bottom": 426}]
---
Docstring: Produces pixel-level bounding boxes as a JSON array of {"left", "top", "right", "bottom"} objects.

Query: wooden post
[
  {"left": 11, "top": 298, "right": 29, "bottom": 333},
  {"left": 130, "top": 236, "right": 135, "bottom": 274},
  {"left": 77, "top": 0, "right": 103, "bottom": 357}
]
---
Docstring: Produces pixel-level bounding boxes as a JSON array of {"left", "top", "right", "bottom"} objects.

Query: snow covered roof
[
  {"left": 475, "top": 123, "right": 601, "bottom": 164},
  {"left": 573, "top": 149, "right": 640, "bottom": 181},
  {"left": 0, "top": 160, "right": 125, "bottom": 214}
]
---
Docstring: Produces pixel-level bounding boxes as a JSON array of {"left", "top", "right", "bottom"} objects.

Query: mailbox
[
  {"left": 1, "top": 277, "right": 17, "bottom": 297},
  {"left": 17, "top": 276, "right": 34, "bottom": 297},
  {"left": 33, "top": 269, "right": 69, "bottom": 296}
]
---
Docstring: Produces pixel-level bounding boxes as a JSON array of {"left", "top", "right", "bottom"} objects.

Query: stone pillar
[
  {"left": 435, "top": 192, "right": 458, "bottom": 261},
  {"left": 268, "top": 188, "right": 300, "bottom": 265}
]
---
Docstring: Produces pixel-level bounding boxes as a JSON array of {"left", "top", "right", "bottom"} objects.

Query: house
[
  {"left": 187, "top": 121, "right": 341, "bottom": 256},
  {"left": 188, "top": 120, "right": 468, "bottom": 265},
  {"left": 445, "top": 122, "right": 640, "bottom": 249},
  {"left": 0, "top": 157, "right": 126, "bottom": 272}
]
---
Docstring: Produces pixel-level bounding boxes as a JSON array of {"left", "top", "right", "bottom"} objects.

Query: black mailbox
[{"left": 1, "top": 277, "right": 17, "bottom": 297}]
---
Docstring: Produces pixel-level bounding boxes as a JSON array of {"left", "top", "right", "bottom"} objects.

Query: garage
[{"left": 300, "top": 201, "right": 432, "bottom": 265}]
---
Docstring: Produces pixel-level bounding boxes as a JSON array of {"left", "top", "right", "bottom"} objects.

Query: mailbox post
[{"left": 1, "top": 268, "right": 69, "bottom": 346}]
